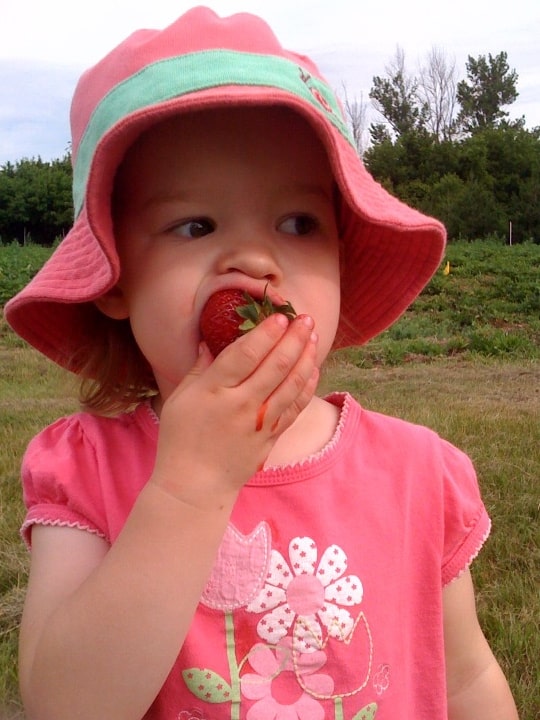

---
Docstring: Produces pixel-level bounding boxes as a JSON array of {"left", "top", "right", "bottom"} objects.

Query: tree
[
  {"left": 341, "top": 84, "right": 369, "bottom": 156},
  {"left": 418, "top": 47, "right": 458, "bottom": 142},
  {"left": 369, "top": 46, "right": 426, "bottom": 140},
  {"left": 364, "top": 122, "right": 540, "bottom": 242},
  {"left": 456, "top": 52, "right": 519, "bottom": 133},
  {"left": 369, "top": 123, "right": 393, "bottom": 146},
  {"left": 0, "top": 156, "right": 72, "bottom": 244},
  {"left": 363, "top": 46, "right": 539, "bottom": 242}
]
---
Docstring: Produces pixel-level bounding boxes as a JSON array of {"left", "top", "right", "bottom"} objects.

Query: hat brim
[{"left": 5, "top": 87, "right": 445, "bottom": 370}]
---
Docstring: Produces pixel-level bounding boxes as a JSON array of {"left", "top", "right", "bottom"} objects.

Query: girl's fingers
[
  {"left": 209, "top": 313, "right": 314, "bottom": 391},
  {"left": 247, "top": 314, "right": 317, "bottom": 396},
  {"left": 252, "top": 329, "right": 319, "bottom": 435},
  {"left": 256, "top": 367, "right": 320, "bottom": 437}
]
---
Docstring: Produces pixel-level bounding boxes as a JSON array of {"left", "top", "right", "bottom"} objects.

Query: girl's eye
[
  {"left": 172, "top": 218, "right": 215, "bottom": 238},
  {"left": 278, "top": 214, "right": 318, "bottom": 236}
]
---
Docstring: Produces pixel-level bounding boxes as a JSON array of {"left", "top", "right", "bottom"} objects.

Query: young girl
[{"left": 5, "top": 7, "right": 518, "bottom": 720}]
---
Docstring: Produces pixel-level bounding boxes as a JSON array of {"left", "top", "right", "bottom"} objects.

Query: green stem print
[
  {"left": 182, "top": 612, "right": 241, "bottom": 718},
  {"left": 334, "top": 695, "right": 345, "bottom": 720},
  {"left": 225, "top": 611, "right": 241, "bottom": 720},
  {"left": 182, "top": 612, "right": 240, "bottom": 720}
]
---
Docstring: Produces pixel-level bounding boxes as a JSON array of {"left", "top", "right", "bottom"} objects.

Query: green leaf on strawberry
[{"left": 236, "top": 286, "right": 297, "bottom": 332}]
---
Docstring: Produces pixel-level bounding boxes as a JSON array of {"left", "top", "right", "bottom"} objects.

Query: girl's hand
[{"left": 150, "top": 313, "right": 319, "bottom": 509}]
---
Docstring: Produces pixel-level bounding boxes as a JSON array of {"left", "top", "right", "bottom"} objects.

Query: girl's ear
[{"left": 94, "top": 285, "right": 130, "bottom": 320}]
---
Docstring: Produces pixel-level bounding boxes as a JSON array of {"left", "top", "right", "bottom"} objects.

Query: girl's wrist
[{"left": 147, "top": 468, "right": 240, "bottom": 514}]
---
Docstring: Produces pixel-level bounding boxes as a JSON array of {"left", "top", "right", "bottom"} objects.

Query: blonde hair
[{"left": 74, "top": 306, "right": 157, "bottom": 415}]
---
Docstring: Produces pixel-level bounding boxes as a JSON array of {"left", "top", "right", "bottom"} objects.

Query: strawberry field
[
  {"left": 0, "top": 243, "right": 53, "bottom": 307},
  {"left": 339, "top": 238, "right": 540, "bottom": 364}
]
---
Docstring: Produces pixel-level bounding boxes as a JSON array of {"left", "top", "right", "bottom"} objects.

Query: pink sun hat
[{"left": 4, "top": 6, "right": 446, "bottom": 372}]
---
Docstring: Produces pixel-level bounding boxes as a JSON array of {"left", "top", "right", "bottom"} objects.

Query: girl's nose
[{"left": 215, "top": 238, "right": 282, "bottom": 282}]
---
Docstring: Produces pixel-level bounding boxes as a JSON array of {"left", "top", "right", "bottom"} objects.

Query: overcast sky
[{"left": 1, "top": 0, "right": 539, "bottom": 165}]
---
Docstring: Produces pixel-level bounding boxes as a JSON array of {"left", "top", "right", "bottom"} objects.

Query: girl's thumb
[{"left": 187, "top": 342, "right": 214, "bottom": 377}]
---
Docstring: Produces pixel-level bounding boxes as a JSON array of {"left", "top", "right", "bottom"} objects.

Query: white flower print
[{"left": 246, "top": 537, "right": 363, "bottom": 652}]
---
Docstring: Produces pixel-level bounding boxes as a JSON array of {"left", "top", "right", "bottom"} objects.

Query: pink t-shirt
[{"left": 21, "top": 393, "right": 490, "bottom": 719}]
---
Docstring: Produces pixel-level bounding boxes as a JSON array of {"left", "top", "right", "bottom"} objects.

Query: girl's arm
[
  {"left": 19, "top": 485, "right": 238, "bottom": 720},
  {"left": 443, "top": 568, "right": 519, "bottom": 720},
  {"left": 19, "top": 313, "right": 319, "bottom": 720}
]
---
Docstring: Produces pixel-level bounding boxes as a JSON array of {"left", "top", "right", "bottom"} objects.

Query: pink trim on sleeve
[
  {"left": 21, "top": 504, "right": 108, "bottom": 549},
  {"left": 441, "top": 506, "right": 491, "bottom": 587}
]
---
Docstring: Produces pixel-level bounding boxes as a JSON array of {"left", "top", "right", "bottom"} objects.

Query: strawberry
[{"left": 200, "top": 286, "right": 297, "bottom": 357}]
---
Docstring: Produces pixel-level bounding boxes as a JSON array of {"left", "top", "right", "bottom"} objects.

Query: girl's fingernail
[{"left": 298, "top": 314, "right": 314, "bottom": 329}]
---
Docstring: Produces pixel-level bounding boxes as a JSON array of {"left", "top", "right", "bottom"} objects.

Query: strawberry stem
[{"left": 236, "top": 284, "right": 297, "bottom": 333}]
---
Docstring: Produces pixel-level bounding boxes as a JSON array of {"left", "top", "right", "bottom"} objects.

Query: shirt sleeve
[
  {"left": 439, "top": 438, "right": 491, "bottom": 586},
  {"left": 20, "top": 415, "right": 108, "bottom": 548}
]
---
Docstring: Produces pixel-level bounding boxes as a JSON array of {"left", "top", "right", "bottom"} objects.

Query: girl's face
[{"left": 107, "top": 107, "right": 341, "bottom": 401}]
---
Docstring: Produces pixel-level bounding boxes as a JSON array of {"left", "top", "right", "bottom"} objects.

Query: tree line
[
  {"left": 0, "top": 50, "right": 539, "bottom": 245},
  {"left": 345, "top": 49, "right": 540, "bottom": 243},
  {"left": 0, "top": 155, "right": 72, "bottom": 245}
]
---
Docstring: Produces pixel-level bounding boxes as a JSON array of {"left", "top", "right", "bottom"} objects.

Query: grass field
[{"left": 1, "top": 240, "right": 539, "bottom": 718}]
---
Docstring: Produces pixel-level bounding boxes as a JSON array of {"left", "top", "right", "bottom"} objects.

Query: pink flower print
[
  {"left": 200, "top": 522, "right": 271, "bottom": 611},
  {"left": 373, "top": 663, "right": 390, "bottom": 695},
  {"left": 241, "top": 638, "right": 334, "bottom": 719},
  {"left": 246, "top": 537, "right": 363, "bottom": 652}
]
